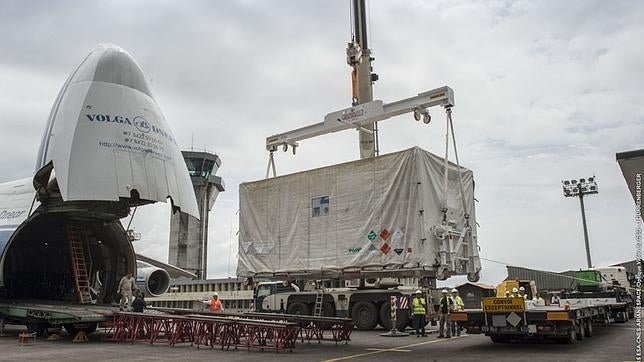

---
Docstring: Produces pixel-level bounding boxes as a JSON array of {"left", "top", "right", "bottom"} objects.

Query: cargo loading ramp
[{"left": 0, "top": 300, "right": 114, "bottom": 326}]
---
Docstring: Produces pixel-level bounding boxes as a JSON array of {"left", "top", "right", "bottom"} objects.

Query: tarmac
[{"left": 0, "top": 320, "right": 638, "bottom": 361}]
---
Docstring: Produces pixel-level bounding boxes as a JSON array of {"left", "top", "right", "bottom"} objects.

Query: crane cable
[
  {"left": 441, "top": 107, "right": 470, "bottom": 225},
  {"left": 448, "top": 107, "right": 470, "bottom": 221}
]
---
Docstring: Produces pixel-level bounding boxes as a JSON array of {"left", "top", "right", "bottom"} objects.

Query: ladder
[
  {"left": 314, "top": 290, "right": 324, "bottom": 317},
  {"left": 67, "top": 223, "right": 93, "bottom": 304}
]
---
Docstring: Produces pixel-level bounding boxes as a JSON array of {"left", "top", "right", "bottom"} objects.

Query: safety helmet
[
  {"left": 415, "top": 290, "right": 422, "bottom": 294},
  {"left": 441, "top": 289, "right": 449, "bottom": 293},
  {"left": 451, "top": 288, "right": 458, "bottom": 293},
  {"left": 512, "top": 287, "right": 518, "bottom": 293},
  {"left": 213, "top": 292, "right": 219, "bottom": 298},
  {"left": 519, "top": 286, "right": 525, "bottom": 291}
]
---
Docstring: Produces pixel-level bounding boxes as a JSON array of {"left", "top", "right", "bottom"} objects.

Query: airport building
[{"left": 147, "top": 277, "right": 254, "bottom": 313}]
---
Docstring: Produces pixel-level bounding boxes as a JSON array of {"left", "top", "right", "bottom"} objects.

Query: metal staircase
[{"left": 67, "top": 223, "right": 93, "bottom": 304}]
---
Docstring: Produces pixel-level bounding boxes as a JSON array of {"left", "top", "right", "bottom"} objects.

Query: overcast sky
[{"left": 1, "top": 0, "right": 642, "bottom": 284}]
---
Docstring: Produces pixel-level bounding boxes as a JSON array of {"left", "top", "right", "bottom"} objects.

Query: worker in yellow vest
[
  {"left": 451, "top": 288, "right": 464, "bottom": 336},
  {"left": 509, "top": 287, "right": 519, "bottom": 298},
  {"left": 412, "top": 290, "right": 428, "bottom": 337}
]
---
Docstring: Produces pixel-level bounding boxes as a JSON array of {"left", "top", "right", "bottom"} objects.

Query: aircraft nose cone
[
  {"left": 71, "top": 43, "right": 152, "bottom": 97},
  {"left": 34, "top": 43, "right": 200, "bottom": 218}
]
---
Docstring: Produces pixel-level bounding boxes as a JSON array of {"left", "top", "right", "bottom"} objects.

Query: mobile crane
[{"left": 239, "top": 0, "right": 480, "bottom": 331}]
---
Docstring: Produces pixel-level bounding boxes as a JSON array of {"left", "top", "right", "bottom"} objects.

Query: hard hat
[
  {"left": 213, "top": 292, "right": 219, "bottom": 297},
  {"left": 441, "top": 289, "right": 449, "bottom": 293},
  {"left": 451, "top": 288, "right": 458, "bottom": 293},
  {"left": 512, "top": 287, "right": 518, "bottom": 293},
  {"left": 519, "top": 286, "right": 525, "bottom": 291},
  {"left": 415, "top": 290, "right": 422, "bottom": 294}
]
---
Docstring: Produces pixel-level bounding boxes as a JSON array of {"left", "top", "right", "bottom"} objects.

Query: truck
[
  {"left": 252, "top": 279, "right": 450, "bottom": 331},
  {"left": 451, "top": 269, "right": 635, "bottom": 343},
  {"left": 238, "top": 147, "right": 480, "bottom": 330}
]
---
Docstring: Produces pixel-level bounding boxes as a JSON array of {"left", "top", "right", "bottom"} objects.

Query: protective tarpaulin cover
[{"left": 237, "top": 147, "right": 480, "bottom": 279}]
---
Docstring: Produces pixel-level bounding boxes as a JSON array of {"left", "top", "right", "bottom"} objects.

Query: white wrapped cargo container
[{"left": 237, "top": 147, "right": 481, "bottom": 281}]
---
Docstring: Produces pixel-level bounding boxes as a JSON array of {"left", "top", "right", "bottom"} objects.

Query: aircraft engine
[{"left": 136, "top": 261, "right": 171, "bottom": 297}]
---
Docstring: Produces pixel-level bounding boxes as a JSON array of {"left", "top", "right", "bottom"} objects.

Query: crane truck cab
[
  {"left": 591, "top": 267, "right": 630, "bottom": 290},
  {"left": 254, "top": 281, "right": 301, "bottom": 313},
  {"left": 564, "top": 268, "right": 635, "bottom": 320}
]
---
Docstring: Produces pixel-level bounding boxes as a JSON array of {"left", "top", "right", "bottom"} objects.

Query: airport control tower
[{"left": 168, "top": 151, "right": 225, "bottom": 279}]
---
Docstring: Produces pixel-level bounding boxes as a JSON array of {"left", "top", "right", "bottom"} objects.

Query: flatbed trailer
[
  {"left": 451, "top": 297, "right": 630, "bottom": 344},
  {"left": 0, "top": 300, "right": 115, "bottom": 336}
]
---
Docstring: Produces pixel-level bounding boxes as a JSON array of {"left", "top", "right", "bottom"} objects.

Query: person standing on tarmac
[
  {"left": 438, "top": 289, "right": 454, "bottom": 338},
  {"left": 411, "top": 290, "right": 428, "bottom": 337},
  {"left": 450, "top": 288, "right": 464, "bottom": 336},
  {"left": 203, "top": 292, "right": 224, "bottom": 313},
  {"left": 118, "top": 272, "right": 136, "bottom": 311}
]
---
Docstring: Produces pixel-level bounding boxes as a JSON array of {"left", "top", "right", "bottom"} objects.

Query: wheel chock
[{"left": 72, "top": 331, "right": 88, "bottom": 343}]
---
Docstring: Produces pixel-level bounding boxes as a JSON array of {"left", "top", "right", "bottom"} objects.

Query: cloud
[{"left": 1, "top": 0, "right": 643, "bottom": 282}]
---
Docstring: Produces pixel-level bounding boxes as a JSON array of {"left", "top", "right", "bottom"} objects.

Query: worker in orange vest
[{"left": 205, "top": 293, "right": 224, "bottom": 313}]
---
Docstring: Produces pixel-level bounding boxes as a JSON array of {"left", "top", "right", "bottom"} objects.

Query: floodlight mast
[{"left": 561, "top": 176, "right": 598, "bottom": 268}]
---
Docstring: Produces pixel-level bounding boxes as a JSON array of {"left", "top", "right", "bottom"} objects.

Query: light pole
[{"left": 562, "top": 177, "right": 598, "bottom": 268}]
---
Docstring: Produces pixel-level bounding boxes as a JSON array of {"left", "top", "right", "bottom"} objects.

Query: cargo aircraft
[{"left": 0, "top": 44, "right": 198, "bottom": 310}]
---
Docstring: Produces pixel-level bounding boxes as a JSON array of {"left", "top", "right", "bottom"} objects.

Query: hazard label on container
[
  {"left": 368, "top": 244, "right": 378, "bottom": 252},
  {"left": 407, "top": 247, "right": 412, "bottom": 253},
  {"left": 394, "top": 248, "right": 404, "bottom": 255},
  {"left": 379, "top": 228, "right": 391, "bottom": 241},
  {"left": 380, "top": 242, "right": 391, "bottom": 255},
  {"left": 367, "top": 230, "right": 377, "bottom": 241}
]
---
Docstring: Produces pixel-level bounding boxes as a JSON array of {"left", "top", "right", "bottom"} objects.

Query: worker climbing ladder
[
  {"left": 67, "top": 223, "right": 93, "bottom": 304},
  {"left": 313, "top": 291, "right": 324, "bottom": 317}
]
